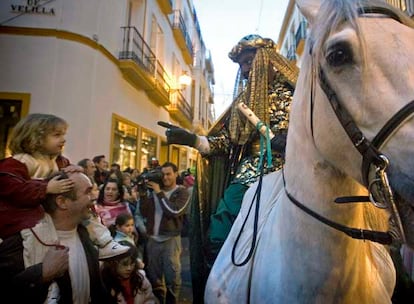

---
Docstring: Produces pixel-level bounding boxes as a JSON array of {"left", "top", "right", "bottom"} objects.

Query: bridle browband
[{"left": 285, "top": 5, "right": 414, "bottom": 245}]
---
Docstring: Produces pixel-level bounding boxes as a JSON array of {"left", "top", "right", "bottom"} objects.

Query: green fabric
[
  {"left": 208, "top": 183, "right": 249, "bottom": 244},
  {"left": 189, "top": 153, "right": 231, "bottom": 303}
]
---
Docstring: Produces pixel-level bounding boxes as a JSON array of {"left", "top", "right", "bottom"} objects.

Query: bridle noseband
[{"left": 285, "top": 6, "right": 414, "bottom": 245}]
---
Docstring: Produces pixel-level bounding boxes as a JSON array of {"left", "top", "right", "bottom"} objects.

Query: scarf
[
  {"left": 120, "top": 279, "right": 134, "bottom": 304},
  {"left": 103, "top": 199, "right": 121, "bottom": 206}
]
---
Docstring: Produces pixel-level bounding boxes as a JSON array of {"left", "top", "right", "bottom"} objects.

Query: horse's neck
[
  {"left": 284, "top": 126, "right": 368, "bottom": 225},
  {"left": 281, "top": 127, "right": 393, "bottom": 301}
]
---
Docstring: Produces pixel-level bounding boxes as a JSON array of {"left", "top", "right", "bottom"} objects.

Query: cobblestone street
[{"left": 179, "top": 237, "right": 193, "bottom": 303}]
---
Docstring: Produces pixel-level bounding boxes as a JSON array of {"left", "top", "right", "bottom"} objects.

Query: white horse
[{"left": 205, "top": 0, "right": 414, "bottom": 303}]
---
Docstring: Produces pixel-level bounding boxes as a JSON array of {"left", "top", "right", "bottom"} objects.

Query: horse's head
[{"left": 293, "top": 0, "right": 414, "bottom": 244}]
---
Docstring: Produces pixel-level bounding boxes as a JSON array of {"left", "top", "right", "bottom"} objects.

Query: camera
[{"left": 137, "top": 169, "right": 164, "bottom": 192}]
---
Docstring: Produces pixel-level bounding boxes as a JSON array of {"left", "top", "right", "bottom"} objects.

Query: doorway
[{"left": 0, "top": 93, "right": 30, "bottom": 159}]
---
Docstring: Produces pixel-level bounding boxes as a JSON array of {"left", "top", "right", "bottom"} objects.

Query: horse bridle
[{"left": 285, "top": 5, "right": 414, "bottom": 245}]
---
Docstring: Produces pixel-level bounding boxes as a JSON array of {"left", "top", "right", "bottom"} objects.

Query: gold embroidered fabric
[
  {"left": 203, "top": 35, "right": 297, "bottom": 185},
  {"left": 228, "top": 39, "right": 298, "bottom": 145}
]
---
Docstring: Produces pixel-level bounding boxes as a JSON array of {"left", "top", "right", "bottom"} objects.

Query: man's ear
[{"left": 55, "top": 195, "right": 69, "bottom": 210}]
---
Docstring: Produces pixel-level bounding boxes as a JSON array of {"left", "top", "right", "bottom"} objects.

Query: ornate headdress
[
  {"left": 228, "top": 34, "right": 298, "bottom": 145},
  {"left": 228, "top": 34, "right": 275, "bottom": 63}
]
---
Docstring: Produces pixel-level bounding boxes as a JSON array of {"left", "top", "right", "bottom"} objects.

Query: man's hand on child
[{"left": 46, "top": 175, "right": 75, "bottom": 194}]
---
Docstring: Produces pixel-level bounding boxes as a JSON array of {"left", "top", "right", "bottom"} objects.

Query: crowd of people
[
  {"left": 0, "top": 113, "right": 194, "bottom": 303},
  {"left": 1, "top": 31, "right": 413, "bottom": 304},
  {"left": 0, "top": 32, "right": 296, "bottom": 303}
]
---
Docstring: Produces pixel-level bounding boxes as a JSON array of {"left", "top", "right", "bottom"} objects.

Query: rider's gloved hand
[
  {"left": 157, "top": 121, "right": 197, "bottom": 147},
  {"left": 270, "top": 131, "right": 287, "bottom": 157},
  {"left": 167, "top": 128, "right": 197, "bottom": 147}
]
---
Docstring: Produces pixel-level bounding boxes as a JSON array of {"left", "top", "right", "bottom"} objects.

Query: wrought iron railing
[
  {"left": 386, "top": 0, "right": 414, "bottom": 16},
  {"left": 119, "top": 26, "right": 170, "bottom": 93},
  {"left": 295, "top": 20, "right": 307, "bottom": 46},
  {"left": 287, "top": 45, "right": 297, "bottom": 61},
  {"left": 170, "top": 90, "right": 194, "bottom": 121},
  {"left": 172, "top": 10, "right": 194, "bottom": 58}
]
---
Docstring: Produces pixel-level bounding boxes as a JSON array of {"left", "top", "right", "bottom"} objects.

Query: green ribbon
[{"left": 256, "top": 121, "right": 272, "bottom": 170}]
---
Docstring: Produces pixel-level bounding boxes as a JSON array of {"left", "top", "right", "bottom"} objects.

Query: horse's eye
[{"left": 325, "top": 42, "right": 353, "bottom": 67}]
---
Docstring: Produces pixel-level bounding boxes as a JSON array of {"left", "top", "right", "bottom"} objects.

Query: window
[
  {"left": 140, "top": 130, "right": 158, "bottom": 170},
  {"left": 111, "top": 115, "right": 161, "bottom": 171},
  {"left": 112, "top": 116, "right": 138, "bottom": 170},
  {"left": 0, "top": 92, "right": 30, "bottom": 159}
]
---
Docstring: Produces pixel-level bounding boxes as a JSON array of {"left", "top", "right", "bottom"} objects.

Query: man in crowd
[
  {"left": 0, "top": 171, "right": 114, "bottom": 303},
  {"left": 139, "top": 162, "right": 189, "bottom": 304},
  {"left": 161, "top": 34, "right": 298, "bottom": 300},
  {"left": 78, "top": 158, "right": 97, "bottom": 183},
  {"left": 93, "top": 155, "right": 109, "bottom": 186}
]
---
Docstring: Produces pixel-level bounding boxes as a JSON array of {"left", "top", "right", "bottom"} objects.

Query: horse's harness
[
  {"left": 285, "top": 5, "right": 414, "bottom": 245},
  {"left": 231, "top": 6, "right": 412, "bottom": 267}
]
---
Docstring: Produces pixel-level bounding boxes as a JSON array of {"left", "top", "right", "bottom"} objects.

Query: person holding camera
[{"left": 139, "top": 162, "right": 189, "bottom": 304}]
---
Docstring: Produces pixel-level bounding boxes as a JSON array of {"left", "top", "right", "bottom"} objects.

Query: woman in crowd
[{"left": 95, "top": 178, "right": 132, "bottom": 227}]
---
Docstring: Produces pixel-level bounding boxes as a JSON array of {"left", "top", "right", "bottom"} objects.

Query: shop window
[
  {"left": 112, "top": 116, "right": 139, "bottom": 170},
  {"left": 140, "top": 129, "right": 158, "bottom": 170}
]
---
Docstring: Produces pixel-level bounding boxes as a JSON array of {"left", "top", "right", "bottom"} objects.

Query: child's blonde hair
[{"left": 9, "top": 113, "right": 68, "bottom": 155}]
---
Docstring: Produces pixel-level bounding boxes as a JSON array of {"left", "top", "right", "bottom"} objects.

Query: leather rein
[{"left": 285, "top": 6, "right": 414, "bottom": 245}]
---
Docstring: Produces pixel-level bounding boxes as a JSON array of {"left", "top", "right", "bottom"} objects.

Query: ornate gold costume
[
  {"left": 206, "top": 66, "right": 294, "bottom": 186},
  {"left": 189, "top": 35, "right": 298, "bottom": 302}
]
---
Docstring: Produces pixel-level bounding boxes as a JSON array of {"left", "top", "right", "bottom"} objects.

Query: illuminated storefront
[{"left": 111, "top": 114, "right": 159, "bottom": 171}]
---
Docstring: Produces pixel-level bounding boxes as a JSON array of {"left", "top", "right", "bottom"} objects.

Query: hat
[
  {"left": 228, "top": 34, "right": 276, "bottom": 63},
  {"left": 184, "top": 175, "right": 195, "bottom": 187}
]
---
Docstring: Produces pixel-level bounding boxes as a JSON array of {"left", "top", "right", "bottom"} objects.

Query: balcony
[
  {"left": 205, "top": 50, "right": 214, "bottom": 73},
  {"left": 156, "top": 0, "right": 173, "bottom": 15},
  {"left": 295, "top": 20, "right": 307, "bottom": 56},
  {"left": 171, "top": 10, "right": 194, "bottom": 65},
  {"left": 119, "top": 26, "right": 170, "bottom": 107},
  {"left": 287, "top": 45, "right": 297, "bottom": 62},
  {"left": 386, "top": 0, "right": 414, "bottom": 17},
  {"left": 168, "top": 90, "right": 194, "bottom": 129}
]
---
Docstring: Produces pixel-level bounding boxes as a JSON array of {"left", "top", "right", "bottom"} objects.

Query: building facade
[
  {"left": 0, "top": 0, "right": 215, "bottom": 172},
  {"left": 277, "top": 0, "right": 414, "bottom": 68}
]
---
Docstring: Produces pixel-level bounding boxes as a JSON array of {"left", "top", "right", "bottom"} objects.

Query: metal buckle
[
  {"left": 368, "top": 155, "right": 389, "bottom": 208},
  {"left": 368, "top": 155, "right": 406, "bottom": 243}
]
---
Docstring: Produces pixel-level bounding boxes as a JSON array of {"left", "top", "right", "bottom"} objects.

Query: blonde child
[
  {"left": 0, "top": 113, "right": 128, "bottom": 259},
  {"left": 101, "top": 241, "right": 157, "bottom": 304}
]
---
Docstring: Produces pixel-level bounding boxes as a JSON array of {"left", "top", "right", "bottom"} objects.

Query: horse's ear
[{"left": 296, "top": 0, "right": 320, "bottom": 25}]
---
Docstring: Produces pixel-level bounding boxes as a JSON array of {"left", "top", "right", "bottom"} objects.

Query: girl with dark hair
[
  {"left": 114, "top": 213, "right": 145, "bottom": 269},
  {"left": 114, "top": 213, "right": 137, "bottom": 245},
  {"left": 101, "top": 242, "right": 157, "bottom": 304}
]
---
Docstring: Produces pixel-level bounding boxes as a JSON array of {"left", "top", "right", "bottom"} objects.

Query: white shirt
[{"left": 56, "top": 229, "right": 90, "bottom": 304}]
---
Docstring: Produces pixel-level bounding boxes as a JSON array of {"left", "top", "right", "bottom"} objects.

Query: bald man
[{"left": 0, "top": 172, "right": 114, "bottom": 303}]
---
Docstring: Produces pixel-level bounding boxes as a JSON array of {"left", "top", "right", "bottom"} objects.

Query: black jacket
[{"left": 0, "top": 225, "right": 114, "bottom": 303}]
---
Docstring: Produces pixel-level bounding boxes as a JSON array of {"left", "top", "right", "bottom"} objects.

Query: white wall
[{"left": 0, "top": 33, "right": 170, "bottom": 163}]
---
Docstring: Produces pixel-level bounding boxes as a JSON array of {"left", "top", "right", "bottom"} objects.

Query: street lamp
[
  {"left": 178, "top": 71, "right": 192, "bottom": 88},
  {"left": 170, "top": 71, "right": 192, "bottom": 95}
]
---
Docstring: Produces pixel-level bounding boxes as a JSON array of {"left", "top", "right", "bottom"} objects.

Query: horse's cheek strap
[
  {"left": 318, "top": 68, "right": 382, "bottom": 186},
  {"left": 362, "top": 99, "right": 414, "bottom": 185}
]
